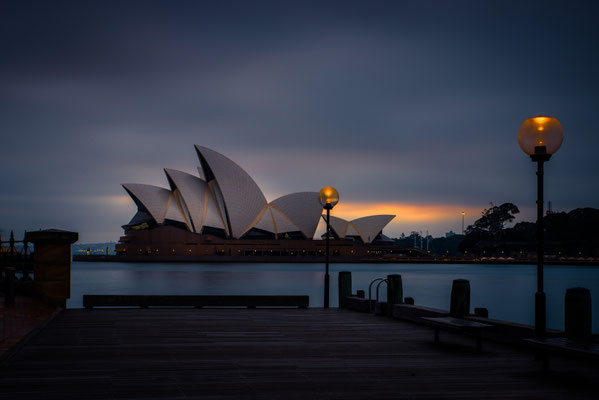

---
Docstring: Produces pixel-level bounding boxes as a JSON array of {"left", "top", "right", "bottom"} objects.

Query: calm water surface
[{"left": 69, "top": 261, "right": 599, "bottom": 332}]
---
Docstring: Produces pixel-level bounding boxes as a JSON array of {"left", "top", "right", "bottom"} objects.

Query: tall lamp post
[
  {"left": 518, "top": 116, "right": 563, "bottom": 339},
  {"left": 319, "top": 186, "right": 339, "bottom": 309}
]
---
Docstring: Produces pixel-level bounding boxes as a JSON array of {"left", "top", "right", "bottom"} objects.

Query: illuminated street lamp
[
  {"left": 319, "top": 186, "right": 339, "bottom": 309},
  {"left": 518, "top": 116, "right": 563, "bottom": 339}
]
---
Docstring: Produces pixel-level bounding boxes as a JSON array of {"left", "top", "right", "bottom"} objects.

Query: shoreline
[{"left": 72, "top": 254, "right": 599, "bottom": 266}]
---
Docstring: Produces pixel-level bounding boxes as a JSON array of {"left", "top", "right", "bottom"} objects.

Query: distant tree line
[
  {"left": 394, "top": 204, "right": 599, "bottom": 258},
  {"left": 459, "top": 204, "right": 599, "bottom": 257}
]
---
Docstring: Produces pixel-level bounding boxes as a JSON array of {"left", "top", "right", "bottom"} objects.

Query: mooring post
[
  {"left": 474, "top": 307, "right": 489, "bottom": 318},
  {"left": 450, "top": 279, "right": 470, "bottom": 317},
  {"left": 387, "top": 274, "right": 403, "bottom": 306},
  {"left": 338, "top": 271, "right": 352, "bottom": 309},
  {"left": 565, "top": 287, "right": 592, "bottom": 343}
]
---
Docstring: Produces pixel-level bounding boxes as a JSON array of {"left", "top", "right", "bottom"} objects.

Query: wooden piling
[
  {"left": 387, "top": 274, "right": 403, "bottom": 306},
  {"left": 450, "top": 279, "right": 470, "bottom": 317},
  {"left": 338, "top": 271, "right": 352, "bottom": 309},
  {"left": 565, "top": 287, "right": 592, "bottom": 343}
]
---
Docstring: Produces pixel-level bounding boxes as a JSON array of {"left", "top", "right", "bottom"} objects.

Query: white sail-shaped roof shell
[
  {"left": 271, "top": 192, "right": 321, "bottom": 239},
  {"left": 164, "top": 168, "right": 207, "bottom": 233},
  {"left": 173, "top": 190, "right": 193, "bottom": 230},
  {"left": 324, "top": 215, "right": 395, "bottom": 243},
  {"left": 351, "top": 215, "right": 395, "bottom": 243},
  {"left": 271, "top": 206, "right": 301, "bottom": 234},
  {"left": 202, "top": 187, "right": 228, "bottom": 233},
  {"left": 254, "top": 206, "right": 276, "bottom": 233},
  {"left": 164, "top": 190, "right": 188, "bottom": 225},
  {"left": 328, "top": 216, "right": 349, "bottom": 239},
  {"left": 122, "top": 183, "right": 171, "bottom": 224},
  {"left": 195, "top": 146, "right": 267, "bottom": 238},
  {"left": 346, "top": 223, "right": 360, "bottom": 237},
  {"left": 251, "top": 204, "right": 308, "bottom": 237}
]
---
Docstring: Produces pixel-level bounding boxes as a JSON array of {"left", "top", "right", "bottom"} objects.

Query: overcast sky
[{"left": 1, "top": 0, "right": 598, "bottom": 243}]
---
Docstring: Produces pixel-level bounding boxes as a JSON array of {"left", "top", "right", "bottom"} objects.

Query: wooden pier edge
[{"left": 82, "top": 294, "right": 309, "bottom": 309}]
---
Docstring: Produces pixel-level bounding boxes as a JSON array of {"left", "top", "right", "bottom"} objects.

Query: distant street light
[
  {"left": 319, "top": 186, "right": 339, "bottom": 309},
  {"left": 518, "top": 116, "right": 563, "bottom": 339},
  {"left": 461, "top": 211, "right": 465, "bottom": 235}
]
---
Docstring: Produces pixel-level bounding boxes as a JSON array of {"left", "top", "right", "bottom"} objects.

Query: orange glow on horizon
[{"left": 330, "top": 202, "right": 483, "bottom": 224}]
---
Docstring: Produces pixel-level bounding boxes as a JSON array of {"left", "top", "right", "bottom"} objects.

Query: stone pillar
[
  {"left": 387, "top": 274, "right": 403, "bottom": 306},
  {"left": 26, "top": 229, "right": 78, "bottom": 308},
  {"left": 338, "top": 271, "right": 352, "bottom": 309},
  {"left": 450, "top": 279, "right": 470, "bottom": 317},
  {"left": 565, "top": 287, "right": 592, "bottom": 343}
]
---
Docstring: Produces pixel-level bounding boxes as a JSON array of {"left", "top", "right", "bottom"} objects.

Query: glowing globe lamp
[
  {"left": 319, "top": 186, "right": 339, "bottom": 209},
  {"left": 518, "top": 116, "right": 563, "bottom": 159}
]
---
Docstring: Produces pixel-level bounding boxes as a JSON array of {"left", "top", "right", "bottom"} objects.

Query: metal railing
[
  {"left": 368, "top": 278, "right": 388, "bottom": 312},
  {"left": 1, "top": 230, "right": 33, "bottom": 279}
]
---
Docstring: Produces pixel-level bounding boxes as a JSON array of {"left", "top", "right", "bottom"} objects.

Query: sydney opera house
[{"left": 114, "top": 146, "right": 417, "bottom": 260}]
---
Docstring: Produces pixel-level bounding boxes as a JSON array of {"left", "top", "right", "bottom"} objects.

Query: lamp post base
[{"left": 535, "top": 291, "right": 546, "bottom": 339}]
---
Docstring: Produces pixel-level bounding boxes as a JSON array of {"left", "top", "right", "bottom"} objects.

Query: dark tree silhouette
[
  {"left": 465, "top": 203, "right": 520, "bottom": 236},
  {"left": 460, "top": 206, "right": 599, "bottom": 257}
]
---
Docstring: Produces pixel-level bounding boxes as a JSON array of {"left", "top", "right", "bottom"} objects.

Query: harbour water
[{"left": 69, "top": 262, "right": 599, "bottom": 333}]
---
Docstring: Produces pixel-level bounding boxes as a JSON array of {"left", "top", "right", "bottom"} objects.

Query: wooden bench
[
  {"left": 421, "top": 316, "right": 492, "bottom": 352},
  {"left": 523, "top": 337, "right": 599, "bottom": 369},
  {"left": 392, "top": 304, "right": 449, "bottom": 322},
  {"left": 83, "top": 295, "right": 309, "bottom": 309},
  {"left": 343, "top": 296, "right": 371, "bottom": 312}
]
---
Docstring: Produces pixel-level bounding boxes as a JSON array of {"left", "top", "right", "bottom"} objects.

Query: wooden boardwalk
[{"left": 1, "top": 308, "right": 598, "bottom": 399}]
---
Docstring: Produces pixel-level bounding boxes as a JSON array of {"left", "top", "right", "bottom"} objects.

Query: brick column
[{"left": 25, "top": 229, "right": 78, "bottom": 308}]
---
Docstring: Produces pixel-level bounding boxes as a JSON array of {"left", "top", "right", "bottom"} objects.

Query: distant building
[
  {"left": 114, "top": 146, "right": 420, "bottom": 260},
  {"left": 445, "top": 230, "right": 456, "bottom": 238}
]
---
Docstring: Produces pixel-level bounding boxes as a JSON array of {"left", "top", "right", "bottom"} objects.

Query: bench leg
[{"left": 434, "top": 328, "right": 439, "bottom": 344}]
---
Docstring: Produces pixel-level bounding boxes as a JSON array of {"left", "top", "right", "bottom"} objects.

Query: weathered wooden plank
[
  {"left": 421, "top": 316, "right": 493, "bottom": 352},
  {"left": 82, "top": 294, "right": 309, "bottom": 309},
  {"left": 391, "top": 303, "right": 449, "bottom": 321},
  {"left": 422, "top": 316, "right": 493, "bottom": 329},
  {"left": 1, "top": 309, "right": 598, "bottom": 399},
  {"left": 524, "top": 337, "right": 599, "bottom": 361}
]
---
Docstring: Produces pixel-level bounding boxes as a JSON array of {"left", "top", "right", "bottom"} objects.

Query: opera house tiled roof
[{"left": 122, "top": 146, "right": 394, "bottom": 243}]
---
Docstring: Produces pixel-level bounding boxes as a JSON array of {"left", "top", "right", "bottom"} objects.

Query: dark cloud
[{"left": 1, "top": 0, "right": 598, "bottom": 241}]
